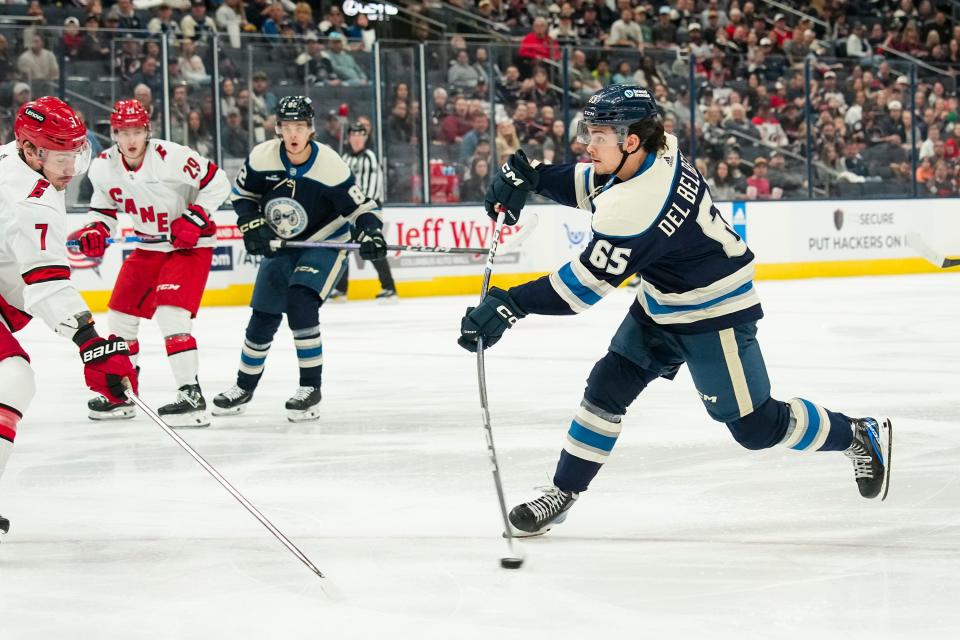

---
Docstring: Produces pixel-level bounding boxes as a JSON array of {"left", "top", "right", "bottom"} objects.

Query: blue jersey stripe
[
  {"left": 568, "top": 419, "right": 617, "bottom": 452},
  {"left": 793, "top": 398, "right": 822, "bottom": 450},
  {"left": 558, "top": 262, "right": 603, "bottom": 305},
  {"left": 643, "top": 281, "right": 754, "bottom": 315}
]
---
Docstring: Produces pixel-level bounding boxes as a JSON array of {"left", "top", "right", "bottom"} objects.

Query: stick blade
[{"left": 905, "top": 232, "right": 955, "bottom": 269}]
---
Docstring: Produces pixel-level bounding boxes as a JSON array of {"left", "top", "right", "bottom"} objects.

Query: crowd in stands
[{"left": 3, "top": 0, "right": 960, "bottom": 203}]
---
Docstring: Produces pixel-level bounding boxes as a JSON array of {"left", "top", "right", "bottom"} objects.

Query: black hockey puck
[{"left": 500, "top": 557, "right": 524, "bottom": 569}]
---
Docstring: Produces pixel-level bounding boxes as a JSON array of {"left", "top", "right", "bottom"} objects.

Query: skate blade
[
  {"left": 211, "top": 403, "right": 249, "bottom": 417},
  {"left": 88, "top": 407, "right": 137, "bottom": 421},
  {"left": 287, "top": 407, "right": 320, "bottom": 422},
  {"left": 505, "top": 512, "right": 567, "bottom": 538},
  {"left": 880, "top": 418, "right": 893, "bottom": 501},
  {"left": 159, "top": 411, "right": 211, "bottom": 428},
  {"left": 375, "top": 296, "right": 399, "bottom": 304}
]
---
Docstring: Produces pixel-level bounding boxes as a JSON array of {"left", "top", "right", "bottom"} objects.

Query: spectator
[
  {"left": 497, "top": 65, "right": 523, "bottom": 109},
  {"left": 220, "top": 76, "right": 237, "bottom": 115},
  {"left": 262, "top": 2, "right": 287, "bottom": 42},
  {"left": 59, "top": 17, "right": 85, "bottom": 60},
  {"left": 169, "top": 83, "right": 192, "bottom": 145},
  {"left": 766, "top": 151, "right": 804, "bottom": 195},
  {"left": 251, "top": 71, "right": 278, "bottom": 120},
  {"left": 519, "top": 66, "right": 561, "bottom": 109},
  {"left": 386, "top": 100, "right": 413, "bottom": 144},
  {"left": 429, "top": 86, "right": 451, "bottom": 140},
  {"left": 147, "top": 3, "right": 182, "bottom": 38},
  {"left": 18, "top": 35, "right": 59, "bottom": 83},
  {"left": 612, "top": 61, "right": 634, "bottom": 85},
  {"left": 291, "top": 2, "right": 317, "bottom": 37},
  {"left": 178, "top": 38, "right": 209, "bottom": 86},
  {"left": 651, "top": 6, "right": 677, "bottom": 46},
  {"left": 271, "top": 22, "right": 302, "bottom": 63},
  {"left": 181, "top": 0, "right": 218, "bottom": 42},
  {"left": 449, "top": 49, "right": 482, "bottom": 94},
  {"left": 518, "top": 17, "right": 561, "bottom": 68},
  {"left": 708, "top": 160, "right": 737, "bottom": 200},
  {"left": 222, "top": 107, "right": 249, "bottom": 158},
  {"left": 76, "top": 15, "right": 110, "bottom": 63},
  {"left": 107, "top": 0, "right": 143, "bottom": 33},
  {"left": 542, "top": 119, "right": 567, "bottom": 164},
  {"left": 724, "top": 103, "right": 761, "bottom": 145},
  {"left": 345, "top": 13, "right": 377, "bottom": 52},
  {"left": 297, "top": 34, "right": 336, "bottom": 84},
  {"left": 217, "top": 0, "right": 250, "bottom": 47},
  {"left": 324, "top": 33, "right": 368, "bottom": 85},
  {"left": 928, "top": 159, "right": 955, "bottom": 196},
  {"left": 751, "top": 102, "right": 789, "bottom": 147},
  {"left": 460, "top": 157, "right": 490, "bottom": 202},
  {"left": 440, "top": 96, "right": 472, "bottom": 144},
  {"left": 608, "top": 8, "right": 643, "bottom": 48},
  {"left": 633, "top": 57, "right": 664, "bottom": 89},
  {"left": 0, "top": 36, "right": 16, "bottom": 84},
  {"left": 550, "top": 9, "right": 580, "bottom": 47},
  {"left": 187, "top": 110, "right": 214, "bottom": 157},
  {"left": 576, "top": 5, "right": 607, "bottom": 45},
  {"left": 320, "top": 5, "right": 348, "bottom": 38},
  {"left": 846, "top": 22, "right": 871, "bottom": 58},
  {"left": 495, "top": 118, "right": 521, "bottom": 164},
  {"left": 592, "top": 58, "right": 612, "bottom": 86},
  {"left": 459, "top": 110, "right": 491, "bottom": 164},
  {"left": 130, "top": 56, "right": 163, "bottom": 97},
  {"left": 746, "top": 157, "right": 775, "bottom": 199}
]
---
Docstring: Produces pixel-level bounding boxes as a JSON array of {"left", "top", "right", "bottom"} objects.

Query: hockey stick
[
  {"left": 123, "top": 389, "right": 326, "bottom": 581},
  {"left": 905, "top": 233, "right": 960, "bottom": 269},
  {"left": 66, "top": 235, "right": 159, "bottom": 247},
  {"left": 268, "top": 211, "right": 541, "bottom": 254},
  {"left": 476, "top": 209, "right": 525, "bottom": 570}
]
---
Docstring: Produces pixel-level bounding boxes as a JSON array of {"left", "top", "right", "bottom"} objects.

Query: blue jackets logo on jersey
[{"left": 265, "top": 197, "right": 309, "bottom": 239}]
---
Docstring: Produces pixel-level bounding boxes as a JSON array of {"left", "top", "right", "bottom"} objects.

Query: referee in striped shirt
[{"left": 331, "top": 121, "right": 397, "bottom": 300}]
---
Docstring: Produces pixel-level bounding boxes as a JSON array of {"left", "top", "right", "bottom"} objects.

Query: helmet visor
[
  {"left": 576, "top": 121, "right": 630, "bottom": 147},
  {"left": 42, "top": 141, "right": 91, "bottom": 176}
]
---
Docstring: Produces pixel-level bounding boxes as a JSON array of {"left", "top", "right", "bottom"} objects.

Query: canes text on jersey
[{"left": 108, "top": 188, "right": 170, "bottom": 232}]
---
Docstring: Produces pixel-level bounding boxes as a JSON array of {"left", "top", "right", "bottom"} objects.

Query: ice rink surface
[{"left": 1, "top": 273, "right": 958, "bottom": 639}]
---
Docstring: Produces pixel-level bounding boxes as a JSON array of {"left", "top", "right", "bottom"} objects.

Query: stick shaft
[
  {"left": 475, "top": 210, "right": 519, "bottom": 559},
  {"left": 125, "top": 392, "right": 325, "bottom": 579}
]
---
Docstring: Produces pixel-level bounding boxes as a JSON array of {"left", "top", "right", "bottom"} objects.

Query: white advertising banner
[{"left": 67, "top": 198, "right": 958, "bottom": 309}]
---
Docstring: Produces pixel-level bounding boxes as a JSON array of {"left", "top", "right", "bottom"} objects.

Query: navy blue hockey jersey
[
  {"left": 511, "top": 133, "right": 762, "bottom": 333},
  {"left": 231, "top": 139, "right": 382, "bottom": 240}
]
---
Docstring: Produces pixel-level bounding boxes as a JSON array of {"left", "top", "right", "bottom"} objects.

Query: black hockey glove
[
  {"left": 458, "top": 287, "right": 527, "bottom": 352},
  {"left": 356, "top": 228, "right": 387, "bottom": 261},
  {"left": 238, "top": 216, "right": 276, "bottom": 256},
  {"left": 484, "top": 149, "right": 540, "bottom": 225}
]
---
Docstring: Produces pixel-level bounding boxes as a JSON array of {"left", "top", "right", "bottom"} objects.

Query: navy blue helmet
[{"left": 577, "top": 84, "right": 663, "bottom": 146}]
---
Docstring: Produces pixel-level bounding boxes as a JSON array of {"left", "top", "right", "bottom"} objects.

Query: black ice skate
[
  {"left": 87, "top": 395, "right": 136, "bottom": 421},
  {"left": 509, "top": 485, "right": 578, "bottom": 537},
  {"left": 844, "top": 417, "right": 892, "bottom": 500},
  {"left": 326, "top": 289, "right": 347, "bottom": 303},
  {"left": 211, "top": 385, "right": 254, "bottom": 416},
  {"left": 375, "top": 288, "right": 398, "bottom": 301},
  {"left": 286, "top": 386, "right": 321, "bottom": 422},
  {"left": 0, "top": 514, "right": 9, "bottom": 537},
  {"left": 157, "top": 384, "right": 210, "bottom": 428}
]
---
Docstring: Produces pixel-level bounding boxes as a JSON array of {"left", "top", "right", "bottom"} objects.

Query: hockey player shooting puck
[{"left": 500, "top": 557, "right": 524, "bottom": 569}]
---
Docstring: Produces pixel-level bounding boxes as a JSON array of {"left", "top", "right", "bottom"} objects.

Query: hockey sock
[
  {"left": 287, "top": 286, "right": 322, "bottom": 388},
  {"left": 779, "top": 398, "right": 853, "bottom": 451},
  {"left": 237, "top": 310, "right": 282, "bottom": 391},
  {"left": 553, "top": 400, "right": 623, "bottom": 493},
  {"left": 156, "top": 306, "right": 198, "bottom": 388},
  {"left": 0, "top": 356, "right": 35, "bottom": 482},
  {"left": 107, "top": 309, "right": 141, "bottom": 367}
]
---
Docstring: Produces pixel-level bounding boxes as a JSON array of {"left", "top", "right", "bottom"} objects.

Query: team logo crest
[
  {"left": 264, "top": 197, "right": 309, "bottom": 239},
  {"left": 833, "top": 208, "right": 844, "bottom": 231}
]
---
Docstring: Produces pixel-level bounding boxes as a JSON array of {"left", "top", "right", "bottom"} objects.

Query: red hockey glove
[
  {"left": 79, "top": 335, "right": 138, "bottom": 404},
  {"left": 171, "top": 205, "right": 216, "bottom": 250},
  {"left": 76, "top": 222, "right": 111, "bottom": 258}
]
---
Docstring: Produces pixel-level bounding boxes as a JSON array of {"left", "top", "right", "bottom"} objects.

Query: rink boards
[{"left": 68, "top": 197, "right": 960, "bottom": 310}]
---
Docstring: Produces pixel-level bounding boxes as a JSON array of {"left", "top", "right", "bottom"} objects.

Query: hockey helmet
[
  {"left": 576, "top": 84, "right": 663, "bottom": 147},
  {"left": 276, "top": 95, "right": 315, "bottom": 125},
  {"left": 347, "top": 121, "right": 367, "bottom": 135},
  {"left": 14, "top": 96, "right": 91, "bottom": 175},
  {"left": 110, "top": 99, "right": 151, "bottom": 131}
]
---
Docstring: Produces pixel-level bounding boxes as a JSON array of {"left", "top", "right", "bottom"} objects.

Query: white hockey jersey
[
  {"left": 86, "top": 139, "right": 230, "bottom": 252},
  {"left": 0, "top": 141, "right": 90, "bottom": 334}
]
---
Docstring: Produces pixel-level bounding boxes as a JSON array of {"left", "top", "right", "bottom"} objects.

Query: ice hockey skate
[
  {"left": 286, "top": 386, "right": 321, "bottom": 422},
  {"left": 844, "top": 417, "right": 892, "bottom": 500},
  {"left": 212, "top": 385, "right": 254, "bottom": 416},
  {"left": 87, "top": 395, "right": 137, "bottom": 421},
  {"left": 509, "top": 485, "right": 578, "bottom": 537},
  {"left": 157, "top": 384, "right": 210, "bottom": 428},
  {"left": 375, "top": 288, "right": 398, "bottom": 302},
  {"left": 0, "top": 513, "right": 9, "bottom": 537}
]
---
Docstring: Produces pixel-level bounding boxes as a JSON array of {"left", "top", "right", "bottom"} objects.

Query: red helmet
[
  {"left": 15, "top": 96, "right": 87, "bottom": 152},
  {"left": 110, "top": 99, "right": 151, "bottom": 130}
]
